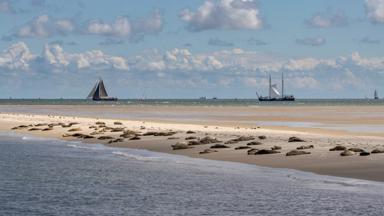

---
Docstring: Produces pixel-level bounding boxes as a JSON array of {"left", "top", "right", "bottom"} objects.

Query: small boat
[
  {"left": 374, "top": 90, "right": 379, "bottom": 100},
  {"left": 257, "top": 73, "right": 295, "bottom": 101},
  {"left": 87, "top": 78, "right": 117, "bottom": 101}
]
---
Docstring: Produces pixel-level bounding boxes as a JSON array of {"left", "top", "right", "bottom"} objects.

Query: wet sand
[
  {"left": 1, "top": 106, "right": 384, "bottom": 182},
  {"left": 0, "top": 104, "right": 383, "bottom": 136}
]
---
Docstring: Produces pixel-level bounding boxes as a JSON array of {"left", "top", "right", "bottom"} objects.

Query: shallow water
[{"left": 0, "top": 133, "right": 384, "bottom": 216}]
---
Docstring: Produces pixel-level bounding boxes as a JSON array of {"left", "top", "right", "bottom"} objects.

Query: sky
[{"left": 0, "top": 0, "right": 384, "bottom": 99}]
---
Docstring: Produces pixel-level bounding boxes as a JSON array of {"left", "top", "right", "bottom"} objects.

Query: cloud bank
[
  {"left": 1, "top": 42, "right": 383, "bottom": 97},
  {"left": 6, "top": 10, "right": 163, "bottom": 40}
]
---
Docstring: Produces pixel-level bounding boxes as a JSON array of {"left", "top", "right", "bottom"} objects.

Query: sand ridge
[{"left": 1, "top": 112, "right": 384, "bottom": 182}]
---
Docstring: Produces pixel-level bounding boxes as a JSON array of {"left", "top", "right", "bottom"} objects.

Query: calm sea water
[
  {"left": 0, "top": 98, "right": 383, "bottom": 106},
  {"left": 0, "top": 133, "right": 384, "bottom": 216}
]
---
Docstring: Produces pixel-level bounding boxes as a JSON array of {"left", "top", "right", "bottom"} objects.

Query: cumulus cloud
[
  {"left": 6, "top": 10, "right": 163, "bottom": 41},
  {"left": 0, "top": 42, "right": 128, "bottom": 72},
  {"left": 296, "top": 37, "right": 326, "bottom": 46},
  {"left": 131, "top": 9, "right": 163, "bottom": 35},
  {"left": 39, "top": 43, "right": 129, "bottom": 71},
  {"left": 1, "top": 42, "right": 384, "bottom": 96},
  {"left": 85, "top": 10, "right": 163, "bottom": 38},
  {"left": 208, "top": 38, "right": 233, "bottom": 46},
  {"left": 0, "top": 42, "right": 35, "bottom": 71},
  {"left": 365, "top": 0, "right": 384, "bottom": 23},
  {"left": 306, "top": 10, "right": 348, "bottom": 28},
  {"left": 86, "top": 16, "right": 131, "bottom": 36},
  {"left": 179, "top": 0, "right": 262, "bottom": 31},
  {"left": 8, "top": 15, "right": 75, "bottom": 39},
  {"left": 2, "top": 42, "right": 384, "bottom": 75},
  {"left": 131, "top": 48, "right": 224, "bottom": 72}
]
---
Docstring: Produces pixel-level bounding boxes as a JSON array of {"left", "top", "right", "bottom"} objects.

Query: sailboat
[
  {"left": 257, "top": 73, "right": 295, "bottom": 101},
  {"left": 374, "top": 89, "right": 379, "bottom": 100},
  {"left": 87, "top": 78, "right": 117, "bottom": 101}
]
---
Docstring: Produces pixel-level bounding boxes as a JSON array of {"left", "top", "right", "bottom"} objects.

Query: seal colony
[
  {"left": 2, "top": 112, "right": 384, "bottom": 182},
  {"left": 10, "top": 118, "right": 384, "bottom": 158}
]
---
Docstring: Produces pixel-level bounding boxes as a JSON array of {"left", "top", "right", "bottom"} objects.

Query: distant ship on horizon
[
  {"left": 87, "top": 78, "right": 117, "bottom": 101},
  {"left": 374, "top": 89, "right": 379, "bottom": 100},
  {"left": 257, "top": 73, "right": 295, "bottom": 101}
]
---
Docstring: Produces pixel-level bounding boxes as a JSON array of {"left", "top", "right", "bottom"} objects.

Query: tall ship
[
  {"left": 87, "top": 78, "right": 118, "bottom": 101},
  {"left": 257, "top": 73, "right": 295, "bottom": 101},
  {"left": 374, "top": 89, "right": 379, "bottom": 100}
]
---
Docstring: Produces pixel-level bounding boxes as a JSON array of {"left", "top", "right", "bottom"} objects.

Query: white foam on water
[
  {"left": 66, "top": 143, "right": 107, "bottom": 151},
  {"left": 112, "top": 151, "right": 164, "bottom": 162}
]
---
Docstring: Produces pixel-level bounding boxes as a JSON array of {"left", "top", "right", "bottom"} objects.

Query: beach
[{"left": 1, "top": 103, "right": 384, "bottom": 182}]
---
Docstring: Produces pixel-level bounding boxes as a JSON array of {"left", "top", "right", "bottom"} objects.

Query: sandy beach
[{"left": 1, "top": 104, "right": 384, "bottom": 182}]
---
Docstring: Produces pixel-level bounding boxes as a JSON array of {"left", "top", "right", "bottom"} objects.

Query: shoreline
[{"left": 1, "top": 112, "right": 384, "bottom": 182}]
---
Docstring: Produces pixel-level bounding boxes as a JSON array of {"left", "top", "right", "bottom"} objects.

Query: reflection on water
[{"left": 256, "top": 121, "right": 384, "bottom": 133}]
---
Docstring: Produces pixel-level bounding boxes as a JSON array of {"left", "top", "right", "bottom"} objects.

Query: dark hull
[
  {"left": 258, "top": 97, "right": 295, "bottom": 101},
  {"left": 92, "top": 97, "right": 118, "bottom": 101}
]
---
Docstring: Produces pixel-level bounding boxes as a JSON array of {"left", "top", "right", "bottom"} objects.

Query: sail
[
  {"left": 374, "top": 90, "right": 378, "bottom": 99},
  {"left": 270, "top": 84, "right": 281, "bottom": 98},
  {"left": 87, "top": 79, "right": 110, "bottom": 99},
  {"left": 87, "top": 82, "right": 98, "bottom": 99},
  {"left": 98, "top": 80, "right": 108, "bottom": 98}
]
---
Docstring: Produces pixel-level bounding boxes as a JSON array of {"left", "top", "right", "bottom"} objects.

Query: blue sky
[{"left": 0, "top": 0, "right": 383, "bottom": 98}]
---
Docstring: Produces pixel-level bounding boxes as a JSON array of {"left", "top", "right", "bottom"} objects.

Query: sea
[
  {"left": 0, "top": 98, "right": 383, "bottom": 106},
  {"left": 0, "top": 133, "right": 384, "bottom": 216}
]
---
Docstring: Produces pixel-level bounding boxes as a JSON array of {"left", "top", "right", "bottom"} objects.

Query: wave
[
  {"left": 66, "top": 143, "right": 108, "bottom": 151},
  {"left": 285, "top": 171, "right": 384, "bottom": 194},
  {"left": 112, "top": 151, "right": 164, "bottom": 162}
]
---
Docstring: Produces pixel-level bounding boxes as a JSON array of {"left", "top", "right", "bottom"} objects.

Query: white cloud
[
  {"left": 0, "top": 42, "right": 128, "bottom": 72},
  {"left": 55, "top": 19, "right": 74, "bottom": 33},
  {"left": 306, "top": 10, "right": 348, "bottom": 28},
  {"left": 180, "top": 0, "right": 262, "bottom": 31},
  {"left": 86, "top": 10, "right": 163, "bottom": 38},
  {"left": 1, "top": 42, "right": 384, "bottom": 94},
  {"left": 41, "top": 44, "right": 129, "bottom": 71},
  {"left": 365, "top": 0, "right": 384, "bottom": 23},
  {"left": 87, "top": 16, "right": 131, "bottom": 36},
  {"left": 13, "top": 15, "right": 75, "bottom": 38},
  {"left": 8, "top": 10, "right": 163, "bottom": 40},
  {"left": 289, "top": 76, "right": 320, "bottom": 89},
  {"left": 0, "top": 42, "right": 34, "bottom": 70},
  {"left": 132, "top": 9, "right": 163, "bottom": 35}
]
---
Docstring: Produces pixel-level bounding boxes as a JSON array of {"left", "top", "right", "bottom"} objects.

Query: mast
[
  {"left": 269, "top": 74, "right": 271, "bottom": 99},
  {"left": 281, "top": 73, "right": 284, "bottom": 98}
]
